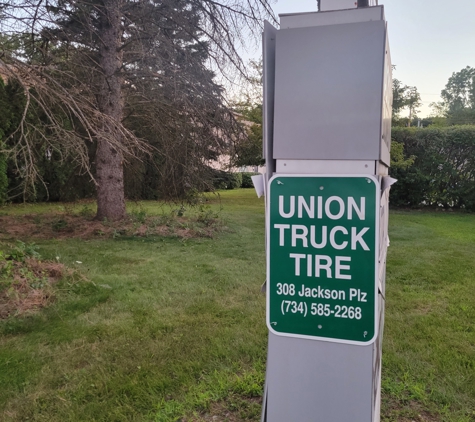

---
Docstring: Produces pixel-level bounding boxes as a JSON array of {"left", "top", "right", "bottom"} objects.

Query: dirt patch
[
  {"left": 392, "top": 410, "right": 440, "bottom": 422},
  {"left": 0, "top": 258, "right": 66, "bottom": 319},
  {"left": 383, "top": 399, "right": 441, "bottom": 422},
  {"left": 190, "top": 398, "right": 441, "bottom": 422},
  {"left": 0, "top": 212, "right": 223, "bottom": 241},
  {"left": 186, "top": 397, "right": 262, "bottom": 422},
  {"left": 406, "top": 403, "right": 441, "bottom": 422}
]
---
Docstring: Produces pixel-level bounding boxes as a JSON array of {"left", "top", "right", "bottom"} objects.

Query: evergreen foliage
[
  {"left": 232, "top": 60, "right": 264, "bottom": 168},
  {"left": 0, "top": 78, "right": 17, "bottom": 203},
  {"left": 211, "top": 171, "right": 242, "bottom": 190},
  {"left": 0, "top": 76, "right": 94, "bottom": 202},
  {"left": 233, "top": 105, "right": 264, "bottom": 168},
  {"left": 0, "top": 0, "right": 274, "bottom": 212},
  {"left": 241, "top": 172, "right": 259, "bottom": 188},
  {"left": 0, "top": 141, "right": 7, "bottom": 205},
  {"left": 390, "top": 126, "right": 475, "bottom": 210}
]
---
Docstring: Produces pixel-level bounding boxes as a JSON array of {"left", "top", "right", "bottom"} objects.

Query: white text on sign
[{"left": 274, "top": 195, "right": 371, "bottom": 279}]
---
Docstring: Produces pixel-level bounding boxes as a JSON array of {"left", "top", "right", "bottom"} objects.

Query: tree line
[
  {"left": 0, "top": 5, "right": 473, "bottom": 214},
  {"left": 390, "top": 66, "right": 475, "bottom": 210},
  {"left": 393, "top": 66, "right": 475, "bottom": 127}
]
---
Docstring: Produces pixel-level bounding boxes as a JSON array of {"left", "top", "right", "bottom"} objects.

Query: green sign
[{"left": 267, "top": 175, "right": 379, "bottom": 344}]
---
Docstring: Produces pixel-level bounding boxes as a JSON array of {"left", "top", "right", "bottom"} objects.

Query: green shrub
[
  {"left": 3, "top": 241, "right": 41, "bottom": 263},
  {"left": 228, "top": 172, "right": 242, "bottom": 189},
  {"left": 211, "top": 170, "right": 242, "bottom": 190},
  {"left": 240, "top": 172, "right": 259, "bottom": 188},
  {"left": 390, "top": 126, "right": 475, "bottom": 210}
]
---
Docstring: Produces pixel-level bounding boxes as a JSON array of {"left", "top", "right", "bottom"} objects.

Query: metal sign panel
[
  {"left": 263, "top": 20, "right": 278, "bottom": 182},
  {"left": 273, "top": 20, "right": 387, "bottom": 163},
  {"left": 320, "top": 0, "right": 357, "bottom": 12},
  {"left": 266, "top": 174, "right": 379, "bottom": 345}
]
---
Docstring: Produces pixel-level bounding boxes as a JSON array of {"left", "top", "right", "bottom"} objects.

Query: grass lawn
[
  {"left": 1, "top": 191, "right": 474, "bottom": 421},
  {"left": 383, "top": 210, "right": 475, "bottom": 421}
]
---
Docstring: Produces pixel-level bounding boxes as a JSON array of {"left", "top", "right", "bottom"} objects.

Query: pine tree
[{"left": 0, "top": 0, "right": 275, "bottom": 218}]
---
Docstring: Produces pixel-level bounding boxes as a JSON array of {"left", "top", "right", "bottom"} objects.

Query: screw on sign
[{"left": 266, "top": 175, "right": 379, "bottom": 345}]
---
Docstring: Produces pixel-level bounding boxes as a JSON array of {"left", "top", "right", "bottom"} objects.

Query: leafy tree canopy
[
  {"left": 392, "top": 77, "right": 422, "bottom": 127},
  {"left": 232, "top": 60, "right": 263, "bottom": 168},
  {"left": 440, "top": 66, "right": 475, "bottom": 125}
]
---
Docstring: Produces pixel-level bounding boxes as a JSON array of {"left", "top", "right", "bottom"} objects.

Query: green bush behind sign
[{"left": 391, "top": 126, "right": 475, "bottom": 211}]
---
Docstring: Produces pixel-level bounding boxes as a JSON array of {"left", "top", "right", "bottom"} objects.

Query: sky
[{"left": 259, "top": 0, "right": 475, "bottom": 117}]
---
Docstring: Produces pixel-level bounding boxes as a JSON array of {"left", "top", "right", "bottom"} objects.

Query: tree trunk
[{"left": 95, "top": 0, "right": 126, "bottom": 221}]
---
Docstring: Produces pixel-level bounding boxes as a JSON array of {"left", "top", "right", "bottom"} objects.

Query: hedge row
[
  {"left": 211, "top": 171, "right": 260, "bottom": 190},
  {"left": 390, "top": 126, "right": 475, "bottom": 211}
]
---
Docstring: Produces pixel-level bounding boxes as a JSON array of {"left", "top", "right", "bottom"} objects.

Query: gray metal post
[{"left": 262, "top": 4, "right": 392, "bottom": 421}]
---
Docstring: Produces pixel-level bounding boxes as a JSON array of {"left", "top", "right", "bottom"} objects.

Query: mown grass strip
[
  {"left": 0, "top": 190, "right": 267, "bottom": 421},
  {"left": 383, "top": 211, "right": 475, "bottom": 421}
]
